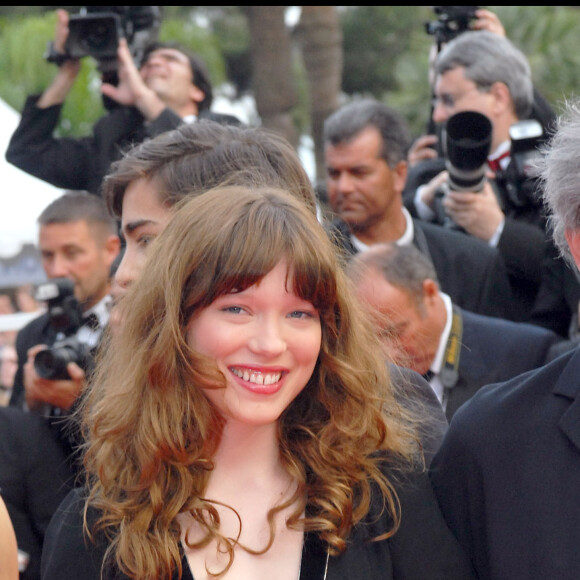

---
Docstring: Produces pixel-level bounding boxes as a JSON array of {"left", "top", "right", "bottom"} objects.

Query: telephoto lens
[{"left": 443, "top": 110, "right": 492, "bottom": 192}]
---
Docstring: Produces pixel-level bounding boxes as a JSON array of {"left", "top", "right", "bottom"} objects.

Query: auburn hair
[{"left": 81, "top": 186, "right": 421, "bottom": 579}]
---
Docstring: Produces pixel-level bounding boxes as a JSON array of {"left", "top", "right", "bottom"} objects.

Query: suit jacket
[
  {"left": 444, "top": 307, "right": 562, "bottom": 419},
  {"left": 430, "top": 347, "right": 580, "bottom": 580},
  {"left": 390, "top": 364, "right": 447, "bottom": 466},
  {"left": 0, "top": 407, "right": 74, "bottom": 580},
  {"left": 330, "top": 218, "right": 514, "bottom": 320},
  {"left": 42, "top": 470, "right": 477, "bottom": 580},
  {"left": 5, "top": 95, "right": 240, "bottom": 196},
  {"left": 530, "top": 251, "right": 580, "bottom": 338}
]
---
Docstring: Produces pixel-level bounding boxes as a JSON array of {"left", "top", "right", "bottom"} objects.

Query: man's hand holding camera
[
  {"left": 417, "top": 165, "right": 505, "bottom": 242},
  {"left": 417, "top": 170, "right": 449, "bottom": 209},
  {"left": 100, "top": 38, "right": 166, "bottom": 122},
  {"left": 442, "top": 179, "right": 504, "bottom": 242},
  {"left": 471, "top": 9, "right": 506, "bottom": 37},
  {"left": 419, "top": 169, "right": 505, "bottom": 243},
  {"left": 23, "top": 344, "right": 85, "bottom": 413}
]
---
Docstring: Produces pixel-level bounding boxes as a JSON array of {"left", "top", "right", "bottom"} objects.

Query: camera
[
  {"left": 433, "top": 112, "right": 545, "bottom": 228},
  {"left": 508, "top": 119, "right": 543, "bottom": 182},
  {"left": 433, "top": 111, "right": 492, "bottom": 228},
  {"left": 63, "top": 6, "right": 162, "bottom": 73},
  {"left": 66, "top": 12, "right": 123, "bottom": 62},
  {"left": 33, "top": 278, "right": 95, "bottom": 381},
  {"left": 500, "top": 118, "right": 545, "bottom": 208},
  {"left": 423, "top": 7, "right": 480, "bottom": 153},
  {"left": 425, "top": 6, "right": 479, "bottom": 47}
]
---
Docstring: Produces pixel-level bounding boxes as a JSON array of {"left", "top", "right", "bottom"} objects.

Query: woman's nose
[{"left": 248, "top": 317, "right": 287, "bottom": 357}]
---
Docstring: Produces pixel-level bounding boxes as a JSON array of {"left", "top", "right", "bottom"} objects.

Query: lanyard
[{"left": 440, "top": 309, "right": 462, "bottom": 408}]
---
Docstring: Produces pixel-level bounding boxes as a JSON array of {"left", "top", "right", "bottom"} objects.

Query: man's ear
[
  {"left": 189, "top": 84, "right": 206, "bottom": 106},
  {"left": 565, "top": 229, "right": 580, "bottom": 270},
  {"left": 393, "top": 160, "right": 408, "bottom": 195},
  {"left": 105, "top": 235, "right": 122, "bottom": 268},
  {"left": 421, "top": 278, "right": 439, "bottom": 306},
  {"left": 489, "top": 81, "right": 512, "bottom": 116}
]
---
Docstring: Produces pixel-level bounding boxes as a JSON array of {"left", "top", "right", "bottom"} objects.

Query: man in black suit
[
  {"left": 429, "top": 100, "right": 580, "bottom": 579},
  {"left": 0, "top": 407, "right": 74, "bottom": 580},
  {"left": 10, "top": 192, "right": 120, "bottom": 469},
  {"left": 323, "top": 98, "right": 514, "bottom": 320},
  {"left": 348, "top": 242, "right": 560, "bottom": 421},
  {"left": 5, "top": 9, "right": 239, "bottom": 197}
]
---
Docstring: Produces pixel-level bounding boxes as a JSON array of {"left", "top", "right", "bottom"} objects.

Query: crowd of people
[{"left": 2, "top": 7, "right": 580, "bottom": 580}]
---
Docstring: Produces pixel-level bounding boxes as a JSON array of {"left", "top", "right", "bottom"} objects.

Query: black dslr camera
[
  {"left": 501, "top": 119, "right": 544, "bottom": 208},
  {"left": 425, "top": 6, "right": 479, "bottom": 47},
  {"left": 433, "top": 111, "right": 492, "bottom": 229},
  {"left": 33, "top": 278, "right": 95, "bottom": 381},
  {"left": 62, "top": 6, "right": 162, "bottom": 73},
  {"left": 433, "top": 112, "right": 545, "bottom": 228}
]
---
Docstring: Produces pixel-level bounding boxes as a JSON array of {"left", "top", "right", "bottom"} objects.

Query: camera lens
[
  {"left": 444, "top": 111, "right": 492, "bottom": 192},
  {"left": 34, "top": 345, "right": 78, "bottom": 381},
  {"left": 80, "top": 20, "right": 116, "bottom": 52}
]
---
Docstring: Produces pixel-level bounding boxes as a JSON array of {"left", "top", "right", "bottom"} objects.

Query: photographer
[
  {"left": 408, "top": 7, "right": 506, "bottom": 167},
  {"left": 9, "top": 192, "right": 120, "bottom": 466},
  {"left": 407, "top": 7, "right": 555, "bottom": 168},
  {"left": 411, "top": 30, "right": 552, "bottom": 321},
  {"left": 5, "top": 8, "right": 239, "bottom": 197}
]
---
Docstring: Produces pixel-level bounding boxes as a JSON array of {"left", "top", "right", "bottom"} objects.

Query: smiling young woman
[{"left": 41, "top": 186, "right": 476, "bottom": 580}]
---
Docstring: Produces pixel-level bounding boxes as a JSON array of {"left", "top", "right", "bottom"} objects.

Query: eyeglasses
[{"left": 432, "top": 85, "right": 489, "bottom": 110}]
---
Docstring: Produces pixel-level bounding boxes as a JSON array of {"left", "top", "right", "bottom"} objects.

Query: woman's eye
[
  {"left": 288, "top": 310, "right": 314, "bottom": 319},
  {"left": 223, "top": 306, "right": 243, "bottom": 315}
]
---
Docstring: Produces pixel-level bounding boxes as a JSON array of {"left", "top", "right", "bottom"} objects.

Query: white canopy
[{"left": 0, "top": 98, "right": 63, "bottom": 258}]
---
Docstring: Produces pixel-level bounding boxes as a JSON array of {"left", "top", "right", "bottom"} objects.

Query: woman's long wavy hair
[{"left": 81, "top": 185, "right": 422, "bottom": 579}]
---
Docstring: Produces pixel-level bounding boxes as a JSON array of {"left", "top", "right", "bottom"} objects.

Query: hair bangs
[{"left": 181, "top": 188, "right": 338, "bottom": 319}]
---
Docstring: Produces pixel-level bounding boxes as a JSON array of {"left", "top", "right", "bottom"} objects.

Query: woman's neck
[
  {"left": 210, "top": 421, "right": 290, "bottom": 496},
  {"left": 180, "top": 420, "right": 304, "bottom": 580}
]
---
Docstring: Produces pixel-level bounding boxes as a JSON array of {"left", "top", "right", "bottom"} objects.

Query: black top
[{"left": 42, "top": 467, "right": 477, "bottom": 580}]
